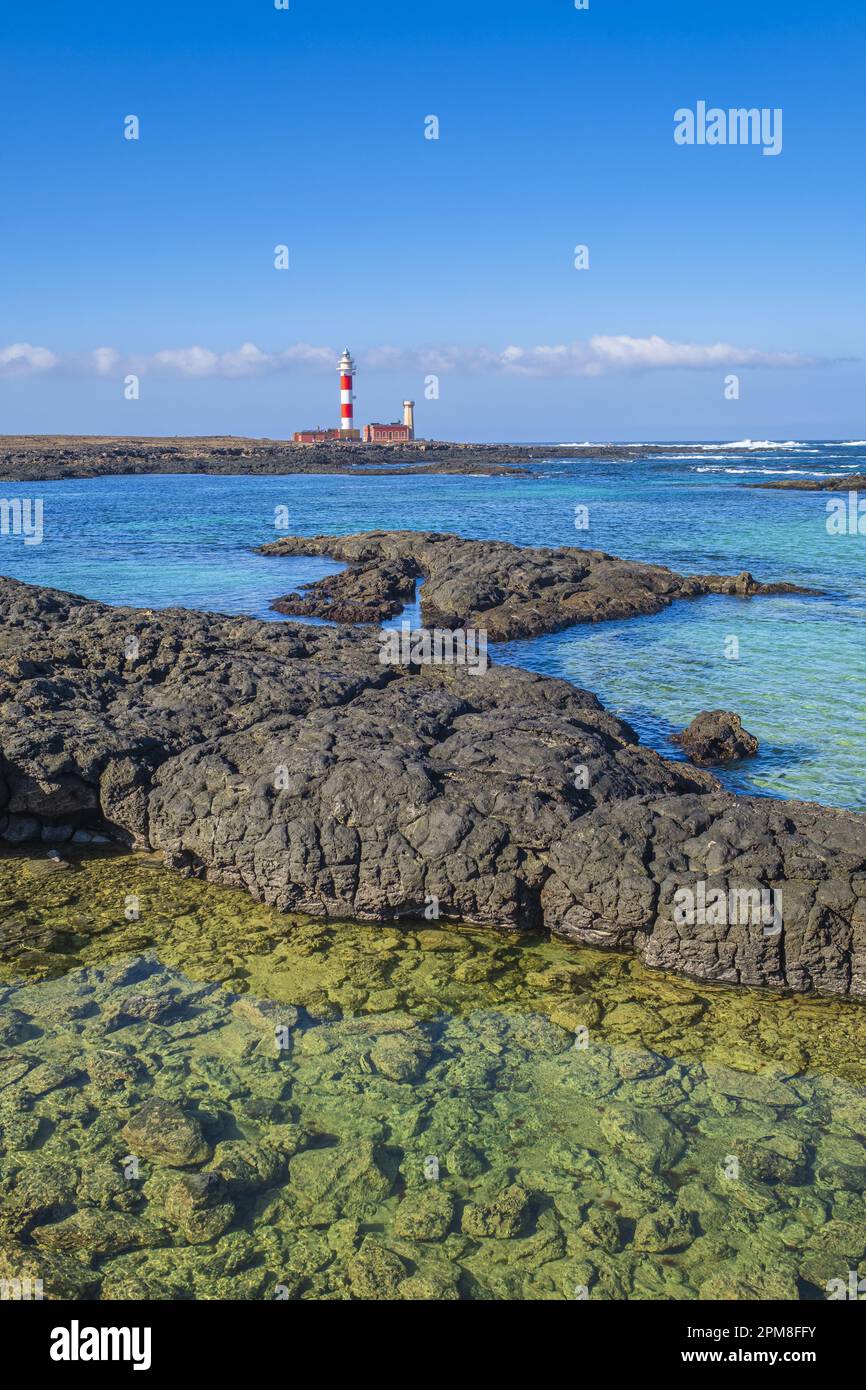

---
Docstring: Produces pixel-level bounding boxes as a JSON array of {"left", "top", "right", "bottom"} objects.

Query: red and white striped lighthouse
[{"left": 338, "top": 348, "right": 357, "bottom": 434}]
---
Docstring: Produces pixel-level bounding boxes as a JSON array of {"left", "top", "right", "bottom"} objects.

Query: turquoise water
[{"left": 1, "top": 441, "right": 864, "bottom": 809}]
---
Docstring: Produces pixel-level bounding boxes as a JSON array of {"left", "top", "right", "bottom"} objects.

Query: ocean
[{"left": 2, "top": 439, "right": 864, "bottom": 809}]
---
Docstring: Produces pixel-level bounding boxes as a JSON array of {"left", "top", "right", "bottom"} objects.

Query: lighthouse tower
[{"left": 338, "top": 349, "right": 357, "bottom": 436}]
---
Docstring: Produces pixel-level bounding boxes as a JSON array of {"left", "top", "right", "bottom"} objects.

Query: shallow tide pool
[{"left": 1, "top": 850, "right": 864, "bottom": 1301}]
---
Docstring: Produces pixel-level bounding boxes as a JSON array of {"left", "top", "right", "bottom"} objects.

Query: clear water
[
  {"left": 2, "top": 441, "right": 864, "bottom": 808},
  {"left": 2, "top": 850, "right": 864, "bottom": 1302}
]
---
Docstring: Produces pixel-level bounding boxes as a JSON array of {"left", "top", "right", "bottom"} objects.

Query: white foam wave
[
  {"left": 694, "top": 440, "right": 809, "bottom": 451},
  {"left": 696, "top": 466, "right": 841, "bottom": 476}
]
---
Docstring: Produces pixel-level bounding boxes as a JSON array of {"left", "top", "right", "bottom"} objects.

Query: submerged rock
[
  {"left": 120, "top": 1098, "right": 211, "bottom": 1168},
  {"left": 0, "top": 1240, "right": 99, "bottom": 1300},
  {"left": 393, "top": 1186, "right": 454, "bottom": 1241},
  {"left": 31, "top": 1209, "right": 159, "bottom": 1257},
  {"left": 370, "top": 1031, "right": 432, "bottom": 1083},
  {"left": 346, "top": 1238, "right": 408, "bottom": 1300},
  {"left": 289, "top": 1140, "right": 397, "bottom": 1223},
  {"left": 461, "top": 1183, "right": 531, "bottom": 1239},
  {"left": 632, "top": 1206, "right": 696, "bottom": 1253}
]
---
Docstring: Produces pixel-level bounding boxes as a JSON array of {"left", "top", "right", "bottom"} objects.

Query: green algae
[{"left": 1, "top": 848, "right": 865, "bottom": 1301}]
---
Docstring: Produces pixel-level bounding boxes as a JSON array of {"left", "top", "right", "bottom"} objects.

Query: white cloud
[
  {"left": 0, "top": 342, "right": 59, "bottom": 373},
  {"left": 0, "top": 335, "right": 823, "bottom": 380},
  {"left": 584, "top": 335, "right": 812, "bottom": 374},
  {"left": 91, "top": 347, "right": 120, "bottom": 375}
]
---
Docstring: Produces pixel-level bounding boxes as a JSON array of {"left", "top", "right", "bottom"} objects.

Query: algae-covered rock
[
  {"left": 31, "top": 1208, "right": 161, "bottom": 1257},
  {"left": 76, "top": 1161, "right": 142, "bottom": 1213},
  {"left": 599, "top": 1104, "right": 684, "bottom": 1170},
  {"left": 207, "top": 1140, "right": 288, "bottom": 1197},
  {"left": 605, "top": 1002, "right": 664, "bottom": 1036},
  {"left": 0, "top": 1049, "right": 35, "bottom": 1090},
  {"left": 507, "top": 1014, "right": 572, "bottom": 1055},
  {"left": 577, "top": 1204, "right": 622, "bottom": 1253},
  {"left": 175, "top": 1203, "right": 235, "bottom": 1246},
  {"left": 346, "top": 1238, "right": 407, "bottom": 1300},
  {"left": 814, "top": 1135, "right": 866, "bottom": 1192},
  {"left": 162, "top": 1172, "right": 236, "bottom": 1244},
  {"left": 0, "top": 1239, "right": 100, "bottom": 1300},
  {"left": 0, "top": 1158, "right": 79, "bottom": 1236},
  {"left": 461, "top": 1184, "right": 531, "bottom": 1240},
  {"left": 290, "top": 1140, "right": 397, "bottom": 1223},
  {"left": 0, "top": 1010, "right": 34, "bottom": 1046},
  {"left": 549, "top": 1000, "right": 601, "bottom": 1033},
  {"left": 104, "top": 987, "right": 182, "bottom": 1029},
  {"left": 703, "top": 1062, "right": 798, "bottom": 1108},
  {"left": 736, "top": 1135, "right": 810, "bottom": 1186},
  {"left": 632, "top": 1205, "right": 696, "bottom": 1253},
  {"left": 100, "top": 1270, "right": 185, "bottom": 1300},
  {"left": 698, "top": 1267, "right": 800, "bottom": 1301},
  {"left": 393, "top": 1186, "right": 454, "bottom": 1241},
  {"left": 447, "top": 1139, "right": 487, "bottom": 1180},
  {"left": 3, "top": 846, "right": 866, "bottom": 1303},
  {"left": 120, "top": 1098, "right": 212, "bottom": 1168},
  {"left": 370, "top": 1031, "right": 432, "bottom": 1082},
  {"left": 799, "top": 1220, "right": 866, "bottom": 1291},
  {"left": 399, "top": 1269, "right": 460, "bottom": 1300},
  {"left": 0, "top": 1095, "right": 43, "bottom": 1152},
  {"left": 613, "top": 1048, "right": 669, "bottom": 1081},
  {"left": 83, "top": 1047, "right": 147, "bottom": 1093}
]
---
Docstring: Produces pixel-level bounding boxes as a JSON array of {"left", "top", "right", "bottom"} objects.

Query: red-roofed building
[
  {"left": 364, "top": 422, "right": 412, "bottom": 444},
  {"left": 294, "top": 427, "right": 360, "bottom": 443}
]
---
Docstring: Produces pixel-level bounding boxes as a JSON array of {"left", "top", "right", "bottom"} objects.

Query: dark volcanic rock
[
  {"left": 672, "top": 710, "right": 759, "bottom": 764},
  {"left": 750, "top": 474, "right": 866, "bottom": 492},
  {"left": 1, "top": 576, "right": 864, "bottom": 998},
  {"left": 271, "top": 556, "right": 419, "bottom": 624},
  {"left": 0, "top": 436, "right": 654, "bottom": 484},
  {"left": 257, "top": 530, "right": 821, "bottom": 640}
]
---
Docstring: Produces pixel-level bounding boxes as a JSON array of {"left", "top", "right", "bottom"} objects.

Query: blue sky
[{"left": 1, "top": 0, "right": 863, "bottom": 440}]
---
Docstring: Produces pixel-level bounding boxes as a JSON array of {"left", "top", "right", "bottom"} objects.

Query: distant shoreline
[
  {"left": 0, "top": 435, "right": 642, "bottom": 484},
  {"left": 1, "top": 435, "right": 860, "bottom": 485}
]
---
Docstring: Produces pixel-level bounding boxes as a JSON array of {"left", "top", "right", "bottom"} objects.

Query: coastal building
[
  {"left": 294, "top": 428, "right": 342, "bottom": 444},
  {"left": 293, "top": 351, "right": 416, "bottom": 444},
  {"left": 364, "top": 421, "right": 412, "bottom": 444}
]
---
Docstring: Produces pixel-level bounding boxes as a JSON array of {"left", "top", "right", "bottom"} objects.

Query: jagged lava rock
[
  {"left": 257, "top": 530, "right": 821, "bottom": 639},
  {"left": 0, "top": 575, "right": 864, "bottom": 997}
]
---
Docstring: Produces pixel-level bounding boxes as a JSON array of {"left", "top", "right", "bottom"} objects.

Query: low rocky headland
[
  {"left": 0, "top": 435, "right": 653, "bottom": 484},
  {"left": 0, "top": 575, "right": 863, "bottom": 998},
  {"left": 258, "top": 530, "right": 821, "bottom": 640},
  {"left": 750, "top": 474, "right": 866, "bottom": 492}
]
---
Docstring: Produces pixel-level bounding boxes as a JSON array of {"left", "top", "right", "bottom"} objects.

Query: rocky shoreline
[
  {"left": 0, "top": 575, "right": 863, "bottom": 998},
  {"left": 749, "top": 474, "right": 866, "bottom": 492},
  {"left": 0, "top": 435, "right": 654, "bottom": 484},
  {"left": 258, "top": 530, "right": 822, "bottom": 640}
]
